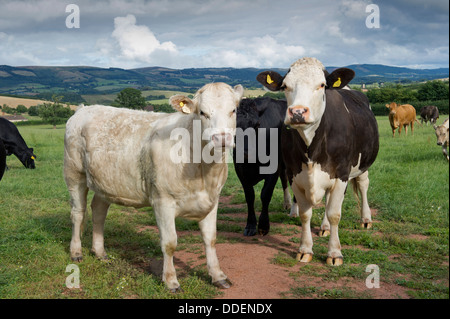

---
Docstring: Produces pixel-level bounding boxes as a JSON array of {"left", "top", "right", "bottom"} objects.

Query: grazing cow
[
  {"left": 0, "top": 139, "right": 6, "bottom": 181},
  {"left": 233, "top": 97, "right": 293, "bottom": 236},
  {"left": 420, "top": 105, "right": 439, "bottom": 125},
  {"left": 257, "top": 57, "right": 379, "bottom": 266},
  {"left": 385, "top": 102, "right": 419, "bottom": 137},
  {"left": 434, "top": 118, "right": 449, "bottom": 161},
  {"left": 64, "top": 82, "right": 244, "bottom": 292},
  {"left": 0, "top": 117, "right": 36, "bottom": 169}
]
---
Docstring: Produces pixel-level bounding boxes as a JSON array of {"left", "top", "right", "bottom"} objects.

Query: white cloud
[
  {"left": 110, "top": 14, "right": 179, "bottom": 64},
  {"left": 202, "top": 35, "right": 306, "bottom": 68}
]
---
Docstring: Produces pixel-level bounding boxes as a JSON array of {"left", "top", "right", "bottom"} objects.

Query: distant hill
[{"left": 0, "top": 64, "right": 448, "bottom": 104}]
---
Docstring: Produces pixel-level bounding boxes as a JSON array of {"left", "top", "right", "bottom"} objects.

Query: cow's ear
[
  {"left": 257, "top": 71, "right": 284, "bottom": 91},
  {"left": 169, "top": 95, "right": 196, "bottom": 114},
  {"left": 326, "top": 68, "right": 355, "bottom": 89}
]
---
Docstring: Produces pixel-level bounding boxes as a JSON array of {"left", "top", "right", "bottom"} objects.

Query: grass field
[{"left": 0, "top": 116, "right": 448, "bottom": 299}]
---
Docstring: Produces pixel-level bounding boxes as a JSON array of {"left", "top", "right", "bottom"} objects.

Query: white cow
[
  {"left": 434, "top": 118, "right": 449, "bottom": 161},
  {"left": 64, "top": 82, "right": 244, "bottom": 292}
]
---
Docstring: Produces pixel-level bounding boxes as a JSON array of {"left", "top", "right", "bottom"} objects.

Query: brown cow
[{"left": 385, "top": 102, "right": 420, "bottom": 137}]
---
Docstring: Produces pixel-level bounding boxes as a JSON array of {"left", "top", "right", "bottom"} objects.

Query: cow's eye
[
  {"left": 319, "top": 83, "right": 325, "bottom": 89},
  {"left": 200, "top": 111, "right": 209, "bottom": 119}
]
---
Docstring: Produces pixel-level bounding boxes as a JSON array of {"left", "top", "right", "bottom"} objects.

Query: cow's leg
[
  {"left": 326, "top": 180, "right": 347, "bottom": 266},
  {"left": 319, "top": 190, "right": 331, "bottom": 237},
  {"left": 199, "top": 202, "right": 231, "bottom": 289},
  {"left": 67, "top": 175, "right": 88, "bottom": 262},
  {"left": 293, "top": 186, "right": 314, "bottom": 263},
  {"left": 279, "top": 167, "right": 292, "bottom": 210},
  {"left": 289, "top": 196, "right": 299, "bottom": 217},
  {"left": 154, "top": 202, "right": 180, "bottom": 292},
  {"left": 243, "top": 184, "right": 257, "bottom": 236},
  {"left": 356, "top": 171, "right": 372, "bottom": 229},
  {"left": 91, "top": 194, "right": 110, "bottom": 259},
  {"left": 258, "top": 174, "right": 278, "bottom": 235},
  {"left": 443, "top": 145, "right": 449, "bottom": 161}
]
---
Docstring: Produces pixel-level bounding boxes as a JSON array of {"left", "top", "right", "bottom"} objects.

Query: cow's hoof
[
  {"left": 296, "top": 252, "right": 313, "bottom": 263},
  {"left": 319, "top": 229, "right": 330, "bottom": 237},
  {"left": 168, "top": 286, "right": 183, "bottom": 294},
  {"left": 361, "top": 222, "right": 372, "bottom": 229},
  {"left": 244, "top": 227, "right": 256, "bottom": 236},
  {"left": 71, "top": 256, "right": 83, "bottom": 262},
  {"left": 326, "top": 256, "right": 343, "bottom": 266},
  {"left": 213, "top": 278, "right": 232, "bottom": 289},
  {"left": 258, "top": 228, "right": 269, "bottom": 236}
]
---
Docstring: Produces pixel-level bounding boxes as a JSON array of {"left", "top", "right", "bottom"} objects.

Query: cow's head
[
  {"left": 434, "top": 123, "right": 449, "bottom": 146},
  {"left": 385, "top": 102, "right": 398, "bottom": 114},
  {"left": 169, "top": 83, "right": 244, "bottom": 148},
  {"left": 20, "top": 148, "right": 36, "bottom": 169},
  {"left": 257, "top": 57, "right": 354, "bottom": 129}
]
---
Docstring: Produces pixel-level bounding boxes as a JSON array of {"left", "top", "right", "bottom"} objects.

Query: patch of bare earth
[{"left": 137, "top": 196, "right": 411, "bottom": 299}]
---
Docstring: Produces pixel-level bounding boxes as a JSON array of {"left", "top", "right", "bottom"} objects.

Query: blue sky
[{"left": 0, "top": 0, "right": 448, "bottom": 69}]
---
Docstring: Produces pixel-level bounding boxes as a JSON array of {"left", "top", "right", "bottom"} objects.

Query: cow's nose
[
  {"left": 212, "top": 133, "right": 233, "bottom": 148},
  {"left": 437, "top": 142, "right": 443, "bottom": 146},
  {"left": 288, "top": 106, "right": 310, "bottom": 123}
]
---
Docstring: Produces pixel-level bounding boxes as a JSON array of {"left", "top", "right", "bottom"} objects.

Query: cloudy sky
[{"left": 0, "top": 0, "right": 448, "bottom": 69}]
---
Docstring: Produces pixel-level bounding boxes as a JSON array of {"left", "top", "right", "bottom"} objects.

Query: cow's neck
[{"left": 295, "top": 120, "right": 321, "bottom": 147}]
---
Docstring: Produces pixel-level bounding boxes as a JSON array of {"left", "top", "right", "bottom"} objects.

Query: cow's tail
[
  {"left": 415, "top": 119, "right": 422, "bottom": 126},
  {"left": 350, "top": 179, "right": 361, "bottom": 209}
]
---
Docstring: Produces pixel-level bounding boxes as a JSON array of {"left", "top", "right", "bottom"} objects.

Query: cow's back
[
  {"left": 64, "top": 105, "right": 171, "bottom": 206},
  {"left": 396, "top": 104, "right": 417, "bottom": 123}
]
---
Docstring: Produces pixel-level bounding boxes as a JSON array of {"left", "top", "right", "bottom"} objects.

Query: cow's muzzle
[
  {"left": 288, "top": 106, "right": 310, "bottom": 125},
  {"left": 212, "top": 132, "right": 234, "bottom": 148}
]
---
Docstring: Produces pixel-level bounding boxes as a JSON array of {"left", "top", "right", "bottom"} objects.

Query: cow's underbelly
[{"left": 176, "top": 190, "right": 217, "bottom": 221}]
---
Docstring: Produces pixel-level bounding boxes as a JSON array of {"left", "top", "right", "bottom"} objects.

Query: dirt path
[{"left": 141, "top": 196, "right": 411, "bottom": 299}]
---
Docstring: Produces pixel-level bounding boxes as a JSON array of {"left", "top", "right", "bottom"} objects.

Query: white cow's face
[
  {"left": 170, "top": 83, "right": 244, "bottom": 148},
  {"left": 281, "top": 58, "right": 327, "bottom": 128}
]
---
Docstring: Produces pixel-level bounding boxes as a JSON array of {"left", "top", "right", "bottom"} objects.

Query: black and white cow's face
[
  {"left": 257, "top": 57, "right": 355, "bottom": 130},
  {"left": 281, "top": 58, "right": 327, "bottom": 127}
]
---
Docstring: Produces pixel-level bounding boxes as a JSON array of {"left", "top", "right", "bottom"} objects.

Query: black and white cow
[
  {"left": 233, "top": 97, "right": 293, "bottom": 236},
  {"left": 257, "top": 57, "right": 379, "bottom": 266},
  {"left": 0, "top": 118, "right": 36, "bottom": 169},
  {"left": 0, "top": 139, "right": 6, "bottom": 181}
]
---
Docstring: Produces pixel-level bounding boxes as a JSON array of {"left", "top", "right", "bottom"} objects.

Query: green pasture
[{"left": 0, "top": 116, "right": 448, "bottom": 299}]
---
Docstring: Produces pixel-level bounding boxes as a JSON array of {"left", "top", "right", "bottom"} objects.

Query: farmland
[{"left": 0, "top": 115, "right": 448, "bottom": 299}]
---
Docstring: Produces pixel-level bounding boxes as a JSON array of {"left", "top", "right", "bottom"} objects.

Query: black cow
[
  {"left": 0, "top": 139, "right": 6, "bottom": 181},
  {"left": 0, "top": 118, "right": 36, "bottom": 169},
  {"left": 257, "top": 57, "right": 379, "bottom": 266},
  {"left": 233, "top": 97, "right": 293, "bottom": 236},
  {"left": 420, "top": 105, "right": 439, "bottom": 125}
]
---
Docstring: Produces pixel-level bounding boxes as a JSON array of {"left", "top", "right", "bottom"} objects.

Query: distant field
[{"left": 0, "top": 95, "right": 78, "bottom": 110}]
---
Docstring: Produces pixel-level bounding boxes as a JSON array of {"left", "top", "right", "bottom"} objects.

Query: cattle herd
[{"left": 0, "top": 57, "right": 448, "bottom": 292}]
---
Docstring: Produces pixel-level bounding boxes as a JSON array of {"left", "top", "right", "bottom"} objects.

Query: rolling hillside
[{"left": 0, "top": 64, "right": 448, "bottom": 104}]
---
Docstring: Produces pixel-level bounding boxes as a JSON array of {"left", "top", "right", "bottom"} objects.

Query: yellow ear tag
[
  {"left": 333, "top": 77, "right": 342, "bottom": 88},
  {"left": 266, "top": 74, "right": 274, "bottom": 85},
  {"left": 31, "top": 156, "right": 35, "bottom": 160}
]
